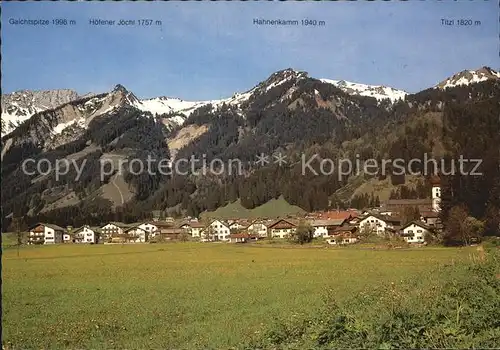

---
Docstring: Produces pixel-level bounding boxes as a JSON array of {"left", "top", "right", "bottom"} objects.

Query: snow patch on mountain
[
  {"left": 132, "top": 97, "right": 206, "bottom": 121},
  {"left": 265, "top": 74, "right": 294, "bottom": 92},
  {"left": 436, "top": 66, "right": 500, "bottom": 89},
  {"left": 52, "top": 117, "right": 85, "bottom": 135},
  {"left": 133, "top": 89, "right": 256, "bottom": 125},
  {"left": 440, "top": 71, "right": 488, "bottom": 88},
  {"left": 1, "top": 104, "right": 44, "bottom": 136},
  {"left": 320, "top": 79, "right": 407, "bottom": 102}
]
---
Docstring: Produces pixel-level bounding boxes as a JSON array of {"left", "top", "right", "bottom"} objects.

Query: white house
[
  {"left": 310, "top": 221, "right": 328, "bottom": 238},
  {"left": 203, "top": 220, "right": 231, "bottom": 241},
  {"left": 73, "top": 225, "right": 98, "bottom": 244},
  {"left": 123, "top": 226, "right": 148, "bottom": 243},
  {"left": 309, "top": 219, "right": 346, "bottom": 238},
  {"left": 63, "top": 232, "right": 72, "bottom": 243},
  {"left": 247, "top": 220, "right": 269, "bottom": 238},
  {"left": 401, "top": 221, "right": 431, "bottom": 244},
  {"left": 229, "top": 220, "right": 251, "bottom": 232},
  {"left": 180, "top": 222, "right": 205, "bottom": 238},
  {"left": 101, "top": 222, "right": 126, "bottom": 240},
  {"left": 359, "top": 215, "right": 400, "bottom": 235},
  {"left": 267, "top": 219, "right": 297, "bottom": 239},
  {"left": 102, "top": 222, "right": 149, "bottom": 243},
  {"left": 28, "top": 223, "right": 65, "bottom": 245},
  {"left": 138, "top": 223, "right": 159, "bottom": 237}
]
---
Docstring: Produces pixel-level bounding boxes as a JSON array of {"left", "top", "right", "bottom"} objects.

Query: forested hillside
[{"left": 2, "top": 69, "right": 499, "bottom": 238}]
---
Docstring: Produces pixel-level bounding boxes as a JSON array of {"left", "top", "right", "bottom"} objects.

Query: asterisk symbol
[
  {"left": 255, "top": 153, "right": 270, "bottom": 166},
  {"left": 273, "top": 152, "right": 287, "bottom": 166}
]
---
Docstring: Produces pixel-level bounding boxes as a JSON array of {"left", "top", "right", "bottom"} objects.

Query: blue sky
[{"left": 2, "top": 1, "right": 498, "bottom": 100}]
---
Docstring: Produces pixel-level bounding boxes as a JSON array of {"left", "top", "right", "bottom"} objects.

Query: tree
[
  {"left": 444, "top": 205, "right": 485, "bottom": 246},
  {"left": 13, "top": 217, "right": 24, "bottom": 257},
  {"left": 179, "top": 231, "right": 190, "bottom": 242},
  {"left": 202, "top": 226, "right": 215, "bottom": 242},
  {"left": 463, "top": 216, "right": 485, "bottom": 245},
  {"left": 401, "top": 206, "right": 421, "bottom": 225},
  {"left": 290, "top": 221, "right": 314, "bottom": 245},
  {"left": 94, "top": 229, "right": 103, "bottom": 244},
  {"left": 358, "top": 225, "right": 378, "bottom": 239}
]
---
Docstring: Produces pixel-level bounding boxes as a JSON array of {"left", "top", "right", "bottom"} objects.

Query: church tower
[{"left": 431, "top": 176, "right": 441, "bottom": 212}]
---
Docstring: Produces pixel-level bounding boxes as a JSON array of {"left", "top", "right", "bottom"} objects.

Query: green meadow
[{"left": 1, "top": 243, "right": 493, "bottom": 349}]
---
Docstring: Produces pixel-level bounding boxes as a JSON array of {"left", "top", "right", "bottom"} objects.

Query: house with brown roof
[
  {"left": 101, "top": 222, "right": 135, "bottom": 241},
  {"left": 137, "top": 222, "right": 160, "bottom": 237},
  {"left": 159, "top": 228, "right": 185, "bottom": 240},
  {"left": 359, "top": 214, "right": 401, "bottom": 235},
  {"left": 267, "top": 219, "right": 297, "bottom": 238},
  {"left": 179, "top": 221, "right": 205, "bottom": 238},
  {"left": 120, "top": 225, "right": 148, "bottom": 243},
  {"left": 247, "top": 219, "right": 269, "bottom": 238},
  {"left": 72, "top": 225, "right": 101, "bottom": 244},
  {"left": 333, "top": 225, "right": 358, "bottom": 236},
  {"left": 229, "top": 220, "right": 252, "bottom": 232},
  {"left": 400, "top": 221, "right": 432, "bottom": 244},
  {"left": 201, "top": 219, "right": 231, "bottom": 242},
  {"left": 327, "top": 226, "right": 358, "bottom": 245},
  {"left": 28, "top": 223, "right": 66, "bottom": 245},
  {"left": 229, "top": 232, "right": 259, "bottom": 243},
  {"left": 309, "top": 219, "right": 347, "bottom": 238}
]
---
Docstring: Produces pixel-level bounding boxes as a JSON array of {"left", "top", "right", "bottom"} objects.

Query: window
[{"left": 417, "top": 230, "right": 422, "bottom": 233}]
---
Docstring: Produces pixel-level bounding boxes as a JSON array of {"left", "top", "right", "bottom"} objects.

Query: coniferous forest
[{"left": 1, "top": 70, "right": 499, "bottom": 244}]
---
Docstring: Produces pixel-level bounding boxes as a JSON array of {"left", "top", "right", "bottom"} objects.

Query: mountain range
[
  {"left": 1, "top": 66, "right": 499, "bottom": 231},
  {"left": 3, "top": 67, "right": 496, "bottom": 139}
]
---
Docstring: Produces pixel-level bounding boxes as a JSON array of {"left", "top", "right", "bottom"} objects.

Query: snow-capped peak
[
  {"left": 436, "top": 66, "right": 500, "bottom": 89},
  {"left": 320, "top": 78, "right": 407, "bottom": 102},
  {"left": 260, "top": 68, "right": 307, "bottom": 93}
]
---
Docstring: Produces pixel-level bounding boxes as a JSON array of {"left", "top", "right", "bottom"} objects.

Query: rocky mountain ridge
[{"left": 1, "top": 89, "right": 80, "bottom": 136}]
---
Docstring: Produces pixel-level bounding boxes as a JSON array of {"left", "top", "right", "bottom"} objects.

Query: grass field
[{"left": 2, "top": 243, "right": 480, "bottom": 349}]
